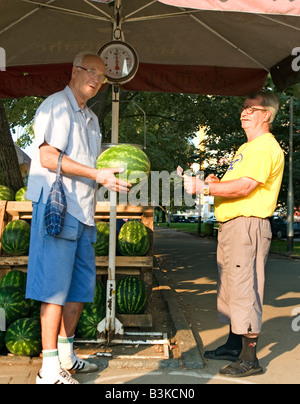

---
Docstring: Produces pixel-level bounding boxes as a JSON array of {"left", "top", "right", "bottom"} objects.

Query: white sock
[
  {"left": 58, "top": 335, "right": 75, "bottom": 370},
  {"left": 41, "top": 350, "right": 61, "bottom": 378}
]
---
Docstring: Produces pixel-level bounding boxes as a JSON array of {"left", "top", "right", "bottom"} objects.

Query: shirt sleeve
[
  {"left": 33, "top": 94, "right": 71, "bottom": 152},
  {"left": 236, "top": 150, "right": 272, "bottom": 185}
]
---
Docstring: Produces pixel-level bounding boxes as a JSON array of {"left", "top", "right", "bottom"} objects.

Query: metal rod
[{"left": 287, "top": 96, "right": 294, "bottom": 252}]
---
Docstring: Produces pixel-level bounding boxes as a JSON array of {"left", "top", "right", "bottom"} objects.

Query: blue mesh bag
[{"left": 45, "top": 153, "right": 67, "bottom": 236}]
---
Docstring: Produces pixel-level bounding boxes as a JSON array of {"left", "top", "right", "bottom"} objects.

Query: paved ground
[
  {"left": 154, "top": 227, "right": 300, "bottom": 384},
  {"left": 0, "top": 227, "right": 299, "bottom": 385}
]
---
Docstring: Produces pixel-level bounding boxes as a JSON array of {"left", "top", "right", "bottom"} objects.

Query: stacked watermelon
[
  {"left": 0, "top": 270, "right": 42, "bottom": 356},
  {"left": 75, "top": 279, "right": 106, "bottom": 340},
  {"left": 5, "top": 318, "right": 41, "bottom": 357},
  {"left": 0, "top": 269, "right": 27, "bottom": 292},
  {"left": 118, "top": 221, "right": 150, "bottom": 257},
  {"left": 0, "top": 185, "right": 15, "bottom": 201},
  {"left": 94, "top": 222, "right": 110, "bottom": 256},
  {"left": 15, "top": 187, "right": 29, "bottom": 202},
  {"left": 96, "top": 144, "right": 151, "bottom": 186},
  {"left": 116, "top": 276, "right": 147, "bottom": 315},
  {"left": 1, "top": 220, "right": 31, "bottom": 256}
]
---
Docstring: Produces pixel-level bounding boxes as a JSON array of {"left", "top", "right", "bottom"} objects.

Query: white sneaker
[
  {"left": 64, "top": 352, "right": 99, "bottom": 374},
  {"left": 36, "top": 368, "right": 79, "bottom": 385}
]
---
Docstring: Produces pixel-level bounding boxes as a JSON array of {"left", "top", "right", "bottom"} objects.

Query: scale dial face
[{"left": 98, "top": 41, "right": 139, "bottom": 84}]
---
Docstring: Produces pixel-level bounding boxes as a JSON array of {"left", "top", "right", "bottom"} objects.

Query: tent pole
[
  {"left": 98, "top": 85, "right": 124, "bottom": 342},
  {"left": 107, "top": 85, "right": 123, "bottom": 341},
  {"left": 287, "top": 96, "right": 294, "bottom": 252}
]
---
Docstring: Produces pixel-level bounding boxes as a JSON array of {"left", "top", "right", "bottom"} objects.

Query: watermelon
[
  {"left": 1, "top": 220, "right": 31, "bottom": 256},
  {"left": 0, "top": 286, "right": 30, "bottom": 326},
  {"left": 0, "top": 185, "right": 15, "bottom": 201},
  {"left": 28, "top": 299, "right": 41, "bottom": 320},
  {"left": 5, "top": 318, "right": 42, "bottom": 357},
  {"left": 94, "top": 222, "right": 110, "bottom": 256},
  {"left": 15, "top": 187, "right": 29, "bottom": 202},
  {"left": 93, "top": 279, "right": 106, "bottom": 307},
  {"left": 96, "top": 144, "right": 151, "bottom": 185},
  {"left": 76, "top": 304, "right": 105, "bottom": 340},
  {"left": 0, "top": 270, "right": 27, "bottom": 293},
  {"left": 117, "top": 221, "right": 150, "bottom": 256},
  {"left": 116, "top": 276, "right": 147, "bottom": 314}
]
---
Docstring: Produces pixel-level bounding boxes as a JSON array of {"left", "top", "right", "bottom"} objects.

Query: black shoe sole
[{"left": 219, "top": 360, "right": 264, "bottom": 378}]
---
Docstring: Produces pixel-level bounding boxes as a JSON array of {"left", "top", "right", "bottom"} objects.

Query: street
[{"left": 154, "top": 227, "right": 300, "bottom": 384}]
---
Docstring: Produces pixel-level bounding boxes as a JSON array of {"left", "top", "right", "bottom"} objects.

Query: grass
[
  {"left": 155, "top": 222, "right": 300, "bottom": 257},
  {"left": 270, "top": 239, "right": 300, "bottom": 256},
  {"left": 155, "top": 222, "right": 211, "bottom": 234}
]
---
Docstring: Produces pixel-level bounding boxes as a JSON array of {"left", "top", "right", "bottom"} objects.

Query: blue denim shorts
[{"left": 26, "top": 194, "right": 97, "bottom": 306}]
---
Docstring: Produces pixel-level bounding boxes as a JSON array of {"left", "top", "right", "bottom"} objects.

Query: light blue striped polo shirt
[{"left": 26, "top": 86, "right": 102, "bottom": 226}]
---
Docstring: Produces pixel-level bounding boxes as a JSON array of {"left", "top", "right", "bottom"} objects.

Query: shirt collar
[
  {"left": 64, "top": 85, "right": 93, "bottom": 121},
  {"left": 64, "top": 85, "right": 81, "bottom": 112}
]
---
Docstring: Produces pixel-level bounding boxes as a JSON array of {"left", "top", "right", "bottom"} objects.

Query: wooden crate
[{"left": 0, "top": 201, "right": 154, "bottom": 328}]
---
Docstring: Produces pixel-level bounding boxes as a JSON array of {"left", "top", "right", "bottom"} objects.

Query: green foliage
[
  {"left": 3, "top": 97, "right": 44, "bottom": 148},
  {"left": 3, "top": 82, "right": 300, "bottom": 208}
]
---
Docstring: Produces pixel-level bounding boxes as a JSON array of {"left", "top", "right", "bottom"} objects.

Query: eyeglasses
[
  {"left": 76, "top": 66, "right": 108, "bottom": 84},
  {"left": 240, "top": 106, "right": 269, "bottom": 115}
]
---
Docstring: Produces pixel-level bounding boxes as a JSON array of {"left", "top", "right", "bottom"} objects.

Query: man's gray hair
[
  {"left": 73, "top": 51, "right": 101, "bottom": 67},
  {"left": 247, "top": 92, "right": 280, "bottom": 124}
]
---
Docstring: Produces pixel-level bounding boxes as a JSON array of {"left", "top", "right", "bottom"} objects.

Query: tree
[
  {"left": 199, "top": 85, "right": 300, "bottom": 208},
  {"left": 2, "top": 82, "right": 300, "bottom": 208},
  {"left": 0, "top": 100, "right": 24, "bottom": 191}
]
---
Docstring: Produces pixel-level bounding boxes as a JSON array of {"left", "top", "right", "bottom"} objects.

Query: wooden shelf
[{"left": 0, "top": 201, "right": 155, "bottom": 328}]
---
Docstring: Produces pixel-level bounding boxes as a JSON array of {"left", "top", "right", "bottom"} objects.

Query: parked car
[
  {"left": 270, "top": 216, "right": 300, "bottom": 239},
  {"left": 188, "top": 215, "right": 199, "bottom": 223},
  {"left": 294, "top": 222, "right": 300, "bottom": 238},
  {"left": 170, "top": 214, "right": 190, "bottom": 223}
]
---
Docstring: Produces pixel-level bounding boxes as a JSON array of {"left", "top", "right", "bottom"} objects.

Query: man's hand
[
  {"left": 96, "top": 168, "right": 132, "bottom": 193},
  {"left": 177, "top": 166, "right": 204, "bottom": 196},
  {"left": 205, "top": 174, "right": 220, "bottom": 184}
]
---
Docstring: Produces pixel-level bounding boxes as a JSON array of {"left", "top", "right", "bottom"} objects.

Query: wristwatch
[{"left": 203, "top": 182, "right": 210, "bottom": 196}]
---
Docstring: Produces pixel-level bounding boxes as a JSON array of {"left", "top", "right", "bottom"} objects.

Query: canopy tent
[{"left": 0, "top": 0, "right": 299, "bottom": 98}]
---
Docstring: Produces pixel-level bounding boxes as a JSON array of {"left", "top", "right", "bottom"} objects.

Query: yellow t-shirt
[{"left": 214, "top": 133, "right": 284, "bottom": 223}]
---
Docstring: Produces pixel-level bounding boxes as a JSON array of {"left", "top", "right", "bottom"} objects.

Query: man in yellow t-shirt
[{"left": 180, "top": 92, "right": 284, "bottom": 378}]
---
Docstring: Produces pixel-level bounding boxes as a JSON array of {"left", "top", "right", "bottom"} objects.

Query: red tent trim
[{"left": 0, "top": 63, "right": 267, "bottom": 98}]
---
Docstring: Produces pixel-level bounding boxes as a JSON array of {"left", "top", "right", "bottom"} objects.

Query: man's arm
[
  {"left": 209, "top": 177, "right": 260, "bottom": 198},
  {"left": 181, "top": 169, "right": 260, "bottom": 198},
  {"left": 39, "top": 142, "right": 131, "bottom": 193},
  {"left": 40, "top": 142, "right": 98, "bottom": 180}
]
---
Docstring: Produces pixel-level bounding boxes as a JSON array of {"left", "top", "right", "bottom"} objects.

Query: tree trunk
[{"left": 0, "top": 100, "right": 24, "bottom": 191}]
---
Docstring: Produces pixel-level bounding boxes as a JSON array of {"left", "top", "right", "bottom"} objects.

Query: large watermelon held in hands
[
  {"left": 0, "top": 185, "right": 15, "bottom": 201},
  {"left": 5, "top": 318, "right": 42, "bottom": 357},
  {"left": 94, "top": 222, "right": 110, "bottom": 256},
  {"left": 116, "top": 276, "right": 147, "bottom": 315},
  {"left": 0, "top": 270, "right": 27, "bottom": 293},
  {"left": 96, "top": 144, "right": 151, "bottom": 185},
  {"left": 1, "top": 220, "right": 31, "bottom": 256},
  {"left": 117, "top": 221, "right": 150, "bottom": 257},
  {"left": 0, "top": 286, "right": 30, "bottom": 326}
]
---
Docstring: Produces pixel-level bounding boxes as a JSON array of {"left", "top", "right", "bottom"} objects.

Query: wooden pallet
[{"left": 0, "top": 201, "right": 154, "bottom": 328}]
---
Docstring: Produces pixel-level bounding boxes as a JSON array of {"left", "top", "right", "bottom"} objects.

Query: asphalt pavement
[{"left": 154, "top": 227, "right": 300, "bottom": 384}]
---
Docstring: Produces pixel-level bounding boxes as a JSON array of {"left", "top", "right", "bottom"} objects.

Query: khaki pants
[{"left": 217, "top": 216, "right": 272, "bottom": 335}]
